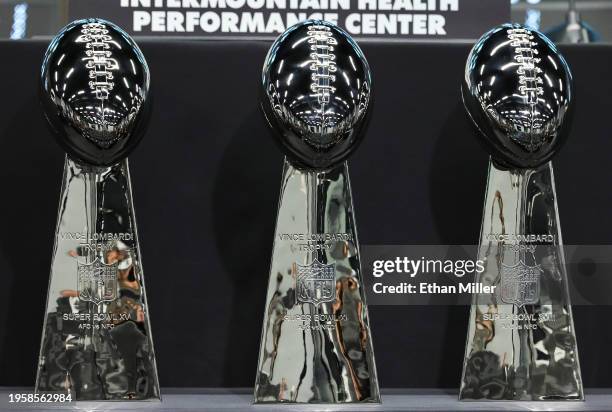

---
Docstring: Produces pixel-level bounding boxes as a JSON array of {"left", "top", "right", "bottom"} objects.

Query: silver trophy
[
  {"left": 459, "top": 24, "right": 583, "bottom": 401},
  {"left": 254, "top": 20, "right": 380, "bottom": 403},
  {"left": 35, "top": 19, "right": 160, "bottom": 400}
]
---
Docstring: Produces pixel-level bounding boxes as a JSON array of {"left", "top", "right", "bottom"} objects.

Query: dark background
[{"left": 0, "top": 40, "right": 611, "bottom": 389}]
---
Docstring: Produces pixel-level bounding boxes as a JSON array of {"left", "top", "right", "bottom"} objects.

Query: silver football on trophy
[
  {"left": 261, "top": 20, "right": 372, "bottom": 170},
  {"left": 462, "top": 23, "right": 573, "bottom": 169},
  {"left": 40, "top": 18, "right": 150, "bottom": 167}
]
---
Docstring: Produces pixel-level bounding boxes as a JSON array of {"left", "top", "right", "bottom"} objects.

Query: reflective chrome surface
[
  {"left": 35, "top": 158, "right": 160, "bottom": 400},
  {"left": 261, "top": 20, "right": 372, "bottom": 170},
  {"left": 460, "top": 162, "right": 582, "bottom": 401},
  {"left": 36, "top": 20, "right": 159, "bottom": 401},
  {"left": 255, "top": 21, "right": 379, "bottom": 404},
  {"left": 460, "top": 24, "right": 582, "bottom": 401},
  {"left": 40, "top": 19, "right": 150, "bottom": 167},
  {"left": 255, "top": 161, "right": 379, "bottom": 403},
  {"left": 462, "top": 24, "right": 573, "bottom": 169}
]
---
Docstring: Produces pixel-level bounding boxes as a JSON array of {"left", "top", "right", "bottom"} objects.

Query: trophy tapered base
[
  {"left": 254, "top": 159, "right": 380, "bottom": 404},
  {"left": 459, "top": 159, "right": 583, "bottom": 401},
  {"left": 35, "top": 157, "right": 160, "bottom": 401}
]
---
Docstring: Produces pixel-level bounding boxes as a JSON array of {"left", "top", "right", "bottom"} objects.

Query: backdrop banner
[{"left": 68, "top": 0, "right": 509, "bottom": 39}]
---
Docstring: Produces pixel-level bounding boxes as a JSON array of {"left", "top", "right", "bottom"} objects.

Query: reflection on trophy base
[
  {"left": 35, "top": 157, "right": 160, "bottom": 401},
  {"left": 254, "top": 159, "right": 380, "bottom": 404},
  {"left": 462, "top": 349, "right": 583, "bottom": 401},
  {"left": 459, "top": 160, "right": 583, "bottom": 401}
]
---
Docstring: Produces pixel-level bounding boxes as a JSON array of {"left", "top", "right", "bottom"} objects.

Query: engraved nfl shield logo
[
  {"left": 500, "top": 260, "right": 541, "bottom": 306},
  {"left": 296, "top": 260, "right": 336, "bottom": 305},
  {"left": 77, "top": 258, "right": 118, "bottom": 305}
]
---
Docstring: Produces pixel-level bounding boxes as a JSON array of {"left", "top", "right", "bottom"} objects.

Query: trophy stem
[
  {"left": 35, "top": 156, "right": 160, "bottom": 400},
  {"left": 254, "top": 158, "right": 380, "bottom": 404},
  {"left": 460, "top": 158, "right": 583, "bottom": 400}
]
